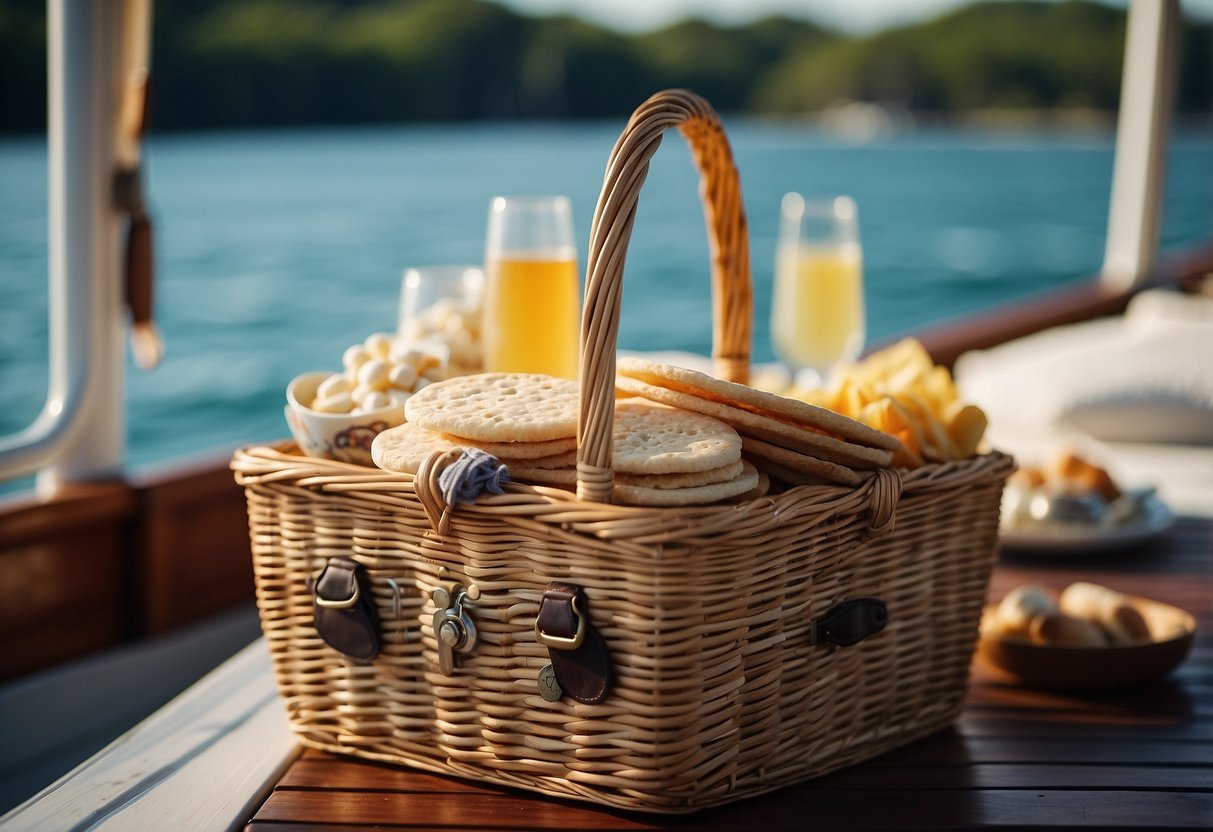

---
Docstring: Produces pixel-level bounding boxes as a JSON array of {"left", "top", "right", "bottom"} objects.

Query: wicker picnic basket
[{"left": 232, "top": 89, "right": 1013, "bottom": 813}]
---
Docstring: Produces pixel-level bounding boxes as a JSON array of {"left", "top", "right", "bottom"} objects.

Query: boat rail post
[
  {"left": 1101, "top": 0, "right": 1181, "bottom": 292},
  {"left": 0, "top": 0, "right": 128, "bottom": 493}
]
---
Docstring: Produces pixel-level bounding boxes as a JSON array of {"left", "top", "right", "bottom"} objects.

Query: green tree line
[{"left": 0, "top": 0, "right": 1209, "bottom": 132}]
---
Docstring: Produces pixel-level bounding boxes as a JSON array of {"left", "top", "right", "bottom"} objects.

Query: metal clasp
[
  {"left": 535, "top": 593, "right": 586, "bottom": 650},
  {"left": 431, "top": 586, "right": 478, "bottom": 675}
]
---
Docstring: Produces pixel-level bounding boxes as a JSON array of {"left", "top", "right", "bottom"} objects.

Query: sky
[{"left": 494, "top": 0, "right": 1213, "bottom": 33}]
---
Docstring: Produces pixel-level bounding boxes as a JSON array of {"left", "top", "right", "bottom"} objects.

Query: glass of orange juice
[
  {"left": 771, "top": 193, "right": 866, "bottom": 386},
  {"left": 483, "top": 195, "right": 580, "bottom": 379}
]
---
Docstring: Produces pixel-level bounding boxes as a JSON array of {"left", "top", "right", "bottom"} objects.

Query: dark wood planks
[
  {"left": 245, "top": 515, "right": 1213, "bottom": 831},
  {"left": 0, "top": 481, "right": 137, "bottom": 679},
  {"left": 0, "top": 447, "right": 257, "bottom": 679}
]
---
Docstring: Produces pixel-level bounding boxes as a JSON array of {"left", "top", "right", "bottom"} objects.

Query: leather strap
[
  {"left": 536, "top": 583, "right": 612, "bottom": 705},
  {"left": 314, "top": 557, "right": 380, "bottom": 661}
]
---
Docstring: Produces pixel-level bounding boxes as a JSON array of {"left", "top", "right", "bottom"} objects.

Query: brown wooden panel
[
  {"left": 278, "top": 756, "right": 1213, "bottom": 793},
  {"left": 251, "top": 787, "right": 1213, "bottom": 830},
  {"left": 958, "top": 713, "right": 1213, "bottom": 740},
  {"left": 134, "top": 450, "right": 255, "bottom": 633},
  {"left": 0, "top": 482, "right": 136, "bottom": 680}
]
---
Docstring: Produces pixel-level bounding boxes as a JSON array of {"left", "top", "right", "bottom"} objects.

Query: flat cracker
[
  {"left": 444, "top": 433, "right": 576, "bottom": 460},
  {"left": 516, "top": 450, "right": 577, "bottom": 469},
  {"left": 373, "top": 423, "right": 574, "bottom": 474},
  {"left": 505, "top": 465, "right": 576, "bottom": 486},
  {"left": 508, "top": 460, "right": 753, "bottom": 497},
  {"left": 727, "top": 469, "right": 771, "bottom": 502},
  {"left": 611, "top": 460, "right": 759, "bottom": 507},
  {"left": 615, "top": 376, "right": 892, "bottom": 470},
  {"left": 616, "top": 460, "right": 744, "bottom": 489},
  {"left": 404, "top": 372, "right": 578, "bottom": 442},
  {"left": 740, "top": 435, "right": 861, "bottom": 486},
  {"left": 610, "top": 400, "right": 741, "bottom": 474},
  {"left": 749, "top": 456, "right": 845, "bottom": 488},
  {"left": 617, "top": 356, "right": 900, "bottom": 452},
  {"left": 373, "top": 422, "right": 467, "bottom": 473}
]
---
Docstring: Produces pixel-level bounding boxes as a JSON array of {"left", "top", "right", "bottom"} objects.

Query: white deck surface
[{"left": 0, "top": 638, "right": 296, "bottom": 832}]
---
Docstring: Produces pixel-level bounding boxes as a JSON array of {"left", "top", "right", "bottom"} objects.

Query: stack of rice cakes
[{"left": 371, "top": 372, "right": 760, "bottom": 507}]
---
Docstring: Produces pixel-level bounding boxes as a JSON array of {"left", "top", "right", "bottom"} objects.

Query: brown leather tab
[
  {"left": 314, "top": 557, "right": 380, "bottom": 661},
  {"left": 537, "top": 583, "right": 611, "bottom": 705}
]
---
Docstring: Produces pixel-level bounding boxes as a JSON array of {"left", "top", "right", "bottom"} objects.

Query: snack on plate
[
  {"left": 1058, "top": 582, "right": 1151, "bottom": 645},
  {"left": 306, "top": 332, "right": 451, "bottom": 417},
  {"left": 1002, "top": 450, "right": 1153, "bottom": 531},
  {"left": 982, "top": 581, "right": 1154, "bottom": 647},
  {"left": 791, "top": 338, "right": 989, "bottom": 468},
  {"left": 376, "top": 373, "right": 754, "bottom": 507},
  {"left": 994, "top": 584, "right": 1057, "bottom": 636}
]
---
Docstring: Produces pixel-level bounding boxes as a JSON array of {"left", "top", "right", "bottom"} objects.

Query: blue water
[{"left": 2, "top": 120, "right": 1211, "bottom": 481}]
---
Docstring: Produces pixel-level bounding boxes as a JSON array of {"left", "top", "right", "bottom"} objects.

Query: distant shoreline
[
  {"left": 6, "top": 108, "right": 1213, "bottom": 141},
  {"left": 1, "top": 0, "right": 1208, "bottom": 135}
]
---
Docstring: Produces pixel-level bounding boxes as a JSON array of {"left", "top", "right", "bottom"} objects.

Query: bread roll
[
  {"left": 996, "top": 585, "right": 1057, "bottom": 636},
  {"left": 1058, "top": 581, "right": 1151, "bottom": 644},
  {"left": 1052, "top": 452, "right": 1121, "bottom": 502},
  {"left": 1029, "top": 611, "right": 1109, "bottom": 647}
]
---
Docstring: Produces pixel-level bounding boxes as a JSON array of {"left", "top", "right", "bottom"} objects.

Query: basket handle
[{"left": 577, "top": 90, "right": 753, "bottom": 502}]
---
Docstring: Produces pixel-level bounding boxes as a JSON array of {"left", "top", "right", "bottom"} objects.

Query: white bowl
[{"left": 284, "top": 371, "right": 404, "bottom": 466}]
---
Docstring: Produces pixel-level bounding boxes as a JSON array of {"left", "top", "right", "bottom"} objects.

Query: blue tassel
[{"left": 438, "top": 447, "right": 510, "bottom": 507}]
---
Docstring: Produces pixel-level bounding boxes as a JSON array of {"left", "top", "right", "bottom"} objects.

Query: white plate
[{"left": 999, "top": 494, "right": 1175, "bottom": 556}]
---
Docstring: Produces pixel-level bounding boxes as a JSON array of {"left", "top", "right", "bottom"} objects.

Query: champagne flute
[
  {"left": 483, "top": 196, "right": 580, "bottom": 379},
  {"left": 770, "top": 193, "right": 866, "bottom": 388}
]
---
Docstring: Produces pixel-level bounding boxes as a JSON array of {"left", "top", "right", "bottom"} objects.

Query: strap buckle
[
  {"left": 535, "top": 593, "right": 586, "bottom": 650},
  {"left": 315, "top": 578, "right": 360, "bottom": 609}
]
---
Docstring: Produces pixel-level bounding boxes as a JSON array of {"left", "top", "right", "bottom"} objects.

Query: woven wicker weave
[{"left": 233, "top": 89, "right": 1013, "bottom": 813}]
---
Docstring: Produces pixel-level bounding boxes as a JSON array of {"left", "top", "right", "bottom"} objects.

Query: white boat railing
[
  {"left": 1102, "top": 0, "right": 1182, "bottom": 292},
  {"left": 0, "top": 0, "right": 126, "bottom": 493}
]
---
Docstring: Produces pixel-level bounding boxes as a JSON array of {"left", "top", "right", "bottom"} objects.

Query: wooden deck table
[{"left": 245, "top": 516, "right": 1212, "bottom": 831}]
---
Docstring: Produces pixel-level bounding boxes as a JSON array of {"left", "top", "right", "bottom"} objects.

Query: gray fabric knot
[{"left": 438, "top": 447, "right": 510, "bottom": 506}]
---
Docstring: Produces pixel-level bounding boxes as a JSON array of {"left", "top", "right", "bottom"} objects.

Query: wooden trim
[
  {"left": 0, "top": 446, "right": 256, "bottom": 680},
  {"left": 0, "top": 481, "right": 137, "bottom": 680},
  {"left": 133, "top": 450, "right": 255, "bottom": 634}
]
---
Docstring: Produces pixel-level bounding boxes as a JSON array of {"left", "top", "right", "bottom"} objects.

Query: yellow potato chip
[
  {"left": 785, "top": 338, "right": 986, "bottom": 468},
  {"left": 946, "top": 403, "right": 989, "bottom": 459},
  {"left": 904, "top": 393, "right": 960, "bottom": 461}
]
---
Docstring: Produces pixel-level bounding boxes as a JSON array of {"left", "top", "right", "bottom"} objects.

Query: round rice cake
[
  {"left": 615, "top": 460, "right": 744, "bottom": 490},
  {"left": 611, "top": 460, "right": 759, "bottom": 507},
  {"left": 373, "top": 422, "right": 465, "bottom": 473},
  {"left": 615, "top": 375, "right": 892, "bottom": 470},
  {"left": 727, "top": 469, "right": 771, "bottom": 502},
  {"left": 507, "top": 460, "right": 750, "bottom": 494},
  {"left": 404, "top": 372, "right": 579, "bottom": 443},
  {"left": 516, "top": 450, "right": 577, "bottom": 469},
  {"left": 504, "top": 465, "right": 576, "bottom": 486},
  {"left": 616, "top": 356, "right": 900, "bottom": 452},
  {"left": 373, "top": 422, "right": 572, "bottom": 474},
  {"left": 610, "top": 399, "right": 741, "bottom": 475},
  {"left": 740, "top": 435, "right": 861, "bottom": 487},
  {"left": 452, "top": 434, "right": 576, "bottom": 460}
]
